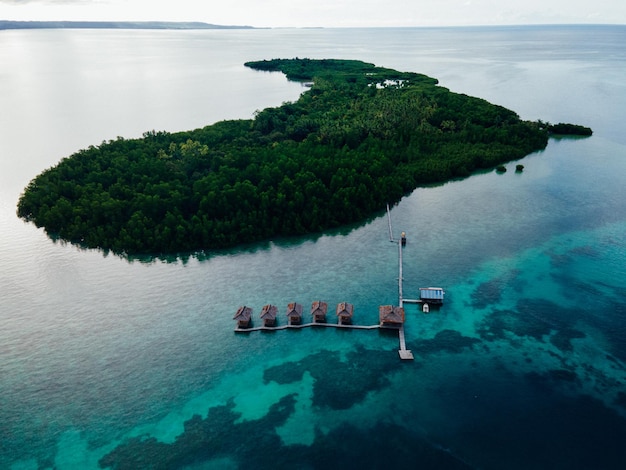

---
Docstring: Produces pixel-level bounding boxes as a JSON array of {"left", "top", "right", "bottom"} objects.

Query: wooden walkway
[
  {"left": 235, "top": 322, "right": 382, "bottom": 333},
  {"left": 393, "top": 215, "right": 414, "bottom": 360},
  {"left": 397, "top": 325, "right": 414, "bottom": 360},
  {"left": 236, "top": 321, "right": 414, "bottom": 360},
  {"left": 233, "top": 207, "right": 424, "bottom": 360}
]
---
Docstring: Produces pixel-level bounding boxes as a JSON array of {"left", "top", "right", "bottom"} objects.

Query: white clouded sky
[{"left": 1, "top": 0, "right": 625, "bottom": 27}]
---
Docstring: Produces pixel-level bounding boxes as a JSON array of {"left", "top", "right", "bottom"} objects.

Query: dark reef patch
[
  {"left": 264, "top": 362, "right": 306, "bottom": 385},
  {"left": 469, "top": 269, "right": 522, "bottom": 309},
  {"left": 469, "top": 278, "right": 500, "bottom": 309},
  {"left": 98, "top": 340, "right": 626, "bottom": 470},
  {"left": 99, "top": 394, "right": 297, "bottom": 469},
  {"left": 263, "top": 346, "right": 402, "bottom": 410},
  {"left": 411, "top": 329, "right": 480, "bottom": 355},
  {"left": 570, "top": 244, "right": 601, "bottom": 258},
  {"left": 549, "top": 327, "right": 586, "bottom": 352},
  {"left": 477, "top": 308, "right": 550, "bottom": 342},
  {"left": 99, "top": 393, "right": 473, "bottom": 470},
  {"left": 469, "top": 278, "right": 505, "bottom": 309},
  {"left": 477, "top": 299, "right": 585, "bottom": 353}
]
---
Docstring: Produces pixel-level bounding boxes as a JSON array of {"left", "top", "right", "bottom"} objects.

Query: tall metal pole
[
  {"left": 386, "top": 204, "right": 394, "bottom": 242},
  {"left": 398, "top": 238, "right": 403, "bottom": 308},
  {"left": 387, "top": 203, "right": 404, "bottom": 307}
]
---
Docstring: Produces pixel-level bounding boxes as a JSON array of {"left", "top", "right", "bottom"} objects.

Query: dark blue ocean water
[{"left": 1, "top": 25, "right": 625, "bottom": 469}]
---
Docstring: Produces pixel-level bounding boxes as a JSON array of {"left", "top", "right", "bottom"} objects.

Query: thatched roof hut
[
  {"left": 286, "top": 302, "right": 303, "bottom": 325},
  {"left": 336, "top": 302, "right": 354, "bottom": 325},
  {"left": 311, "top": 300, "right": 328, "bottom": 323},
  {"left": 233, "top": 306, "right": 252, "bottom": 328},
  {"left": 379, "top": 305, "right": 405, "bottom": 327},
  {"left": 260, "top": 304, "right": 278, "bottom": 327}
]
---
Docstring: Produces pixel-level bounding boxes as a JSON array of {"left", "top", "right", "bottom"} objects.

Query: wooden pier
[
  {"left": 235, "top": 300, "right": 414, "bottom": 360},
  {"left": 388, "top": 204, "right": 414, "bottom": 360},
  {"left": 232, "top": 206, "right": 442, "bottom": 361},
  {"left": 235, "top": 316, "right": 412, "bottom": 360},
  {"left": 397, "top": 325, "right": 413, "bottom": 360},
  {"left": 235, "top": 322, "right": 381, "bottom": 333}
]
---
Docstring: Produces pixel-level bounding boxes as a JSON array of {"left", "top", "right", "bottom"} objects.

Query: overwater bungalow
[
  {"left": 260, "top": 304, "right": 278, "bottom": 327},
  {"left": 336, "top": 302, "right": 354, "bottom": 325},
  {"left": 233, "top": 305, "right": 252, "bottom": 328},
  {"left": 419, "top": 287, "right": 445, "bottom": 305},
  {"left": 379, "top": 305, "right": 405, "bottom": 328},
  {"left": 286, "top": 302, "right": 303, "bottom": 325},
  {"left": 311, "top": 300, "right": 328, "bottom": 323}
]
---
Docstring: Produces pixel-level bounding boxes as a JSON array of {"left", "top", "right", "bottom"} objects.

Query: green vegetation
[
  {"left": 18, "top": 58, "right": 561, "bottom": 256},
  {"left": 547, "top": 122, "right": 593, "bottom": 136}
]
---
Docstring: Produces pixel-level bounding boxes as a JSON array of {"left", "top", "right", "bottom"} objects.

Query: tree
[{"left": 17, "top": 58, "right": 565, "bottom": 257}]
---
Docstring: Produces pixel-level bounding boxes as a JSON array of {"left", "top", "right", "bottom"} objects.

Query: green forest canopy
[{"left": 17, "top": 58, "right": 590, "bottom": 256}]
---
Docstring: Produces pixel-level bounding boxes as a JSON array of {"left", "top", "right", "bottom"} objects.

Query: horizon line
[{"left": 1, "top": 19, "right": 624, "bottom": 31}]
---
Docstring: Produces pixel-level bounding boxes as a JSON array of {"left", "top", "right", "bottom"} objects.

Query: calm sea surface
[{"left": 1, "top": 25, "right": 626, "bottom": 469}]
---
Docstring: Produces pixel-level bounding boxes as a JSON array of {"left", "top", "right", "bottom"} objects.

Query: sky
[{"left": 1, "top": 0, "right": 625, "bottom": 28}]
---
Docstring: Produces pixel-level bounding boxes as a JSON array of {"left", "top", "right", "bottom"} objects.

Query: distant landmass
[{"left": 0, "top": 20, "right": 255, "bottom": 30}]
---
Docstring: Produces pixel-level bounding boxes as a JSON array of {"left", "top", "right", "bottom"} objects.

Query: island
[
  {"left": 16, "top": 58, "right": 590, "bottom": 256},
  {"left": 0, "top": 21, "right": 255, "bottom": 30}
]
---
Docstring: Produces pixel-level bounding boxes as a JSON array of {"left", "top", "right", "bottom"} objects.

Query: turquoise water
[{"left": 1, "top": 26, "right": 626, "bottom": 469}]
